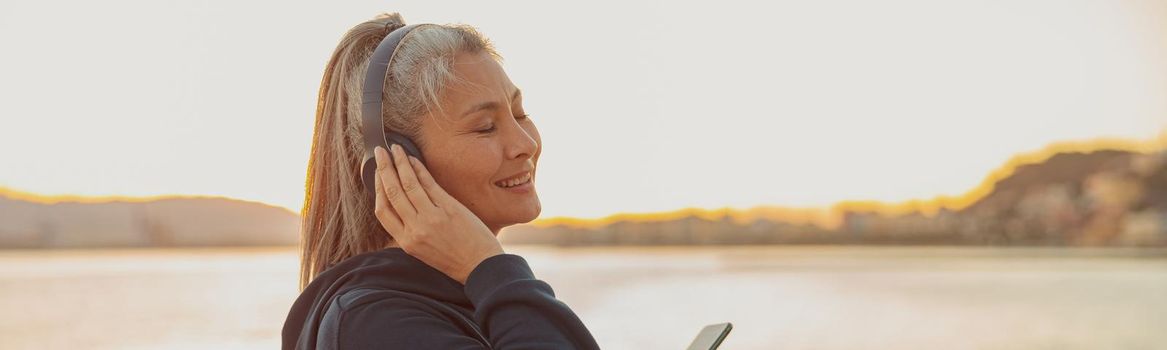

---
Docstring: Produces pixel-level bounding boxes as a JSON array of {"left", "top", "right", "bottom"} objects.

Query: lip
[{"left": 494, "top": 169, "right": 533, "bottom": 184}]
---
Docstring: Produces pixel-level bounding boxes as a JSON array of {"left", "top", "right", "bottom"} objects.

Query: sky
[{"left": 1, "top": 0, "right": 1165, "bottom": 219}]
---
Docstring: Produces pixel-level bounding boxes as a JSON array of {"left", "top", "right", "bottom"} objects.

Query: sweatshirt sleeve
[{"left": 463, "top": 253, "right": 602, "bottom": 350}]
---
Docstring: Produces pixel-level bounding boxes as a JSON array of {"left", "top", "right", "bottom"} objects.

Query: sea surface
[{"left": 1, "top": 245, "right": 1164, "bottom": 349}]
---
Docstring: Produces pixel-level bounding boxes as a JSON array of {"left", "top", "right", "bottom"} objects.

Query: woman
[{"left": 282, "top": 13, "right": 601, "bottom": 349}]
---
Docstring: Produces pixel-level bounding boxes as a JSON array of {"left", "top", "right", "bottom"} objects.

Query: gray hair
[{"left": 346, "top": 13, "right": 502, "bottom": 150}]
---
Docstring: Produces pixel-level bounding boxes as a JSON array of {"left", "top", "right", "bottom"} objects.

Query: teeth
[{"left": 496, "top": 173, "right": 531, "bottom": 188}]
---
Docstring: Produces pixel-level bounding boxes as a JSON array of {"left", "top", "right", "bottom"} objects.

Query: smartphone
[{"left": 686, "top": 322, "right": 733, "bottom": 350}]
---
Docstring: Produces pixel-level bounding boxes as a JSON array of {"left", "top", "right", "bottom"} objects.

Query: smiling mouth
[{"left": 494, "top": 172, "right": 532, "bottom": 188}]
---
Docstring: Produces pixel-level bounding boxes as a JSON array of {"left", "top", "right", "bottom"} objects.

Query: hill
[
  {"left": 0, "top": 194, "right": 298, "bottom": 248},
  {"left": 502, "top": 148, "right": 1167, "bottom": 247}
]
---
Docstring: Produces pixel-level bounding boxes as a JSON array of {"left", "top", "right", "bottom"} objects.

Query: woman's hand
[{"left": 373, "top": 144, "right": 505, "bottom": 285}]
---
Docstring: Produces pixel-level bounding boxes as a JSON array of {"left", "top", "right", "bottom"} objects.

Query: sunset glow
[{"left": 2, "top": 0, "right": 1165, "bottom": 223}]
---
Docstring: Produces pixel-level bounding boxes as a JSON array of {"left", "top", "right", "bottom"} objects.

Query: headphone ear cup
[
  {"left": 361, "top": 156, "right": 378, "bottom": 197},
  {"left": 385, "top": 131, "right": 426, "bottom": 165},
  {"left": 361, "top": 132, "right": 423, "bottom": 198}
]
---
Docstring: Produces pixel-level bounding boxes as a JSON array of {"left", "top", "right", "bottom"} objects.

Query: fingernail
[
  {"left": 390, "top": 144, "right": 400, "bottom": 157},
  {"left": 409, "top": 157, "right": 419, "bottom": 166},
  {"left": 375, "top": 147, "right": 386, "bottom": 165}
]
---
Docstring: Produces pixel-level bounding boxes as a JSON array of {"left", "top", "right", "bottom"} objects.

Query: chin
[
  {"left": 513, "top": 201, "right": 543, "bottom": 224},
  {"left": 498, "top": 200, "right": 542, "bottom": 227}
]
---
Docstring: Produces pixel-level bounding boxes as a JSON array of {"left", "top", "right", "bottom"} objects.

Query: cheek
[{"left": 432, "top": 144, "right": 501, "bottom": 203}]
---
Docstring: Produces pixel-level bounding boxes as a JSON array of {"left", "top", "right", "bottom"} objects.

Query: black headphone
[{"left": 360, "top": 23, "right": 430, "bottom": 197}]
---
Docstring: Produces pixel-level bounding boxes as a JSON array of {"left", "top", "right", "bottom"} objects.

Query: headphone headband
[{"left": 359, "top": 23, "right": 430, "bottom": 196}]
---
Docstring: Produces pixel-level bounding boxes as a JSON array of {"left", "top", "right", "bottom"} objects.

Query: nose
[{"left": 505, "top": 121, "right": 539, "bottom": 162}]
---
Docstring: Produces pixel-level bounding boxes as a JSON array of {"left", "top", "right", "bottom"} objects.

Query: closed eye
[{"left": 475, "top": 114, "right": 529, "bottom": 134}]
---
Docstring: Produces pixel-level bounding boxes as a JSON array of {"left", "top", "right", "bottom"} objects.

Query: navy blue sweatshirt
[{"left": 282, "top": 247, "right": 601, "bottom": 349}]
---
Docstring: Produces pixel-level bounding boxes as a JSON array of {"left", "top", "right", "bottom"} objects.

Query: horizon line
[{"left": 3, "top": 130, "right": 1164, "bottom": 228}]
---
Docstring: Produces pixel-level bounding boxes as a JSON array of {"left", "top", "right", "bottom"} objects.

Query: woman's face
[{"left": 416, "top": 51, "right": 542, "bottom": 235}]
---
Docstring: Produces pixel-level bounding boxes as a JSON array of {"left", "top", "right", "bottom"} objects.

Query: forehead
[{"left": 442, "top": 52, "right": 516, "bottom": 109}]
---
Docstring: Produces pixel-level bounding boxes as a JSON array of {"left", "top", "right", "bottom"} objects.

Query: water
[{"left": 1, "top": 245, "right": 1164, "bottom": 349}]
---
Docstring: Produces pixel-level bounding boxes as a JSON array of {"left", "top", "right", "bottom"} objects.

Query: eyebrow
[{"left": 459, "top": 88, "right": 522, "bottom": 119}]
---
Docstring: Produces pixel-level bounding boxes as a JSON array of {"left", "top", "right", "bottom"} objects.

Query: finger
[
  {"left": 409, "top": 156, "right": 456, "bottom": 208},
  {"left": 376, "top": 146, "right": 417, "bottom": 218},
  {"left": 372, "top": 164, "right": 404, "bottom": 234},
  {"left": 390, "top": 144, "right": 437, "bottom": 211}
]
